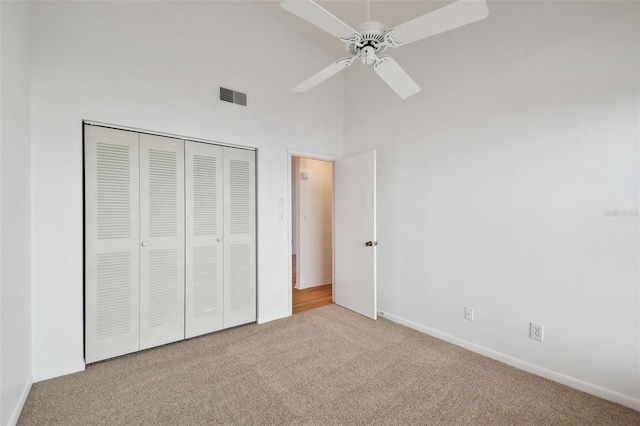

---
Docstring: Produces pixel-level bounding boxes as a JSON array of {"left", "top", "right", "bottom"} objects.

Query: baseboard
[
  {"left": 32, "top": 361, "right": 85, "bottom": 383},
  {"left": 257, "top": 312, "right": 290, "bottom": 324},
  {"left": 297, "top": 280, "right": 332, "bottom": 290},
  {"left": 381, "top": 311, "right": 640, "bottom": 412},
  {"left": 7, "top": 378, "right": 32, "bottom": 426}
]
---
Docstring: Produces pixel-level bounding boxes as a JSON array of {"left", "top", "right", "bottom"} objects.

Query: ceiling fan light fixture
[{"left": 360, "top": 46, "right": 377, "bottom": 65}]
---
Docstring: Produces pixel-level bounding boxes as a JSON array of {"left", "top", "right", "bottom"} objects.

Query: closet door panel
[
  {"left": 85, "top": 125, "right": 140, "bottom": 363},
  {"left": 223, "top": 147, "right": 256, "bottom": 328},
  {"left": 139, "top": 134, "right": 185, "bottom": 350},
  {"left": 185, "top": 141, "right": 224, "bottom": 338}
]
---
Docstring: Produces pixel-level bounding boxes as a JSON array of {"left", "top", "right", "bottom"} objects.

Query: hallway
[{"left": 292, "top": 254, "right": 333, "bottom": 314}]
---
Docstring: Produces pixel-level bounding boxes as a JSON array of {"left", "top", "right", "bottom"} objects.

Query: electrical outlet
[
  {"left": 464, "top": 306, "right": 474, "bottom": 321},
  {"left": 530, "top": 322, "right": 544, "bottom": 341}
]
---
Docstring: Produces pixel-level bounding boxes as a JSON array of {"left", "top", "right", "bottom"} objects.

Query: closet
[{"left": 84, "top": 124, "right": 256, "bottom": 363}]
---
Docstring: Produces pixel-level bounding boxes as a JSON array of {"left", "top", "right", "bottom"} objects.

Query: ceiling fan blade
[
  {"left": 293, "top": 57, "right": 354, "bottom": 93},
  {"left": 373, "top": 57, "right": 421, "bottom": 99},
  {"left": 391, "top": 0, "right": 489, "bottom": 46},
  {"left": 281, "top": 0, "right": 359, "bottom": 40}
]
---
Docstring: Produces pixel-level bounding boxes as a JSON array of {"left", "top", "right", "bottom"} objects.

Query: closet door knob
[
  {"left": 141, "top": 242, "right": 148, "bottom": 247},
  {"left": 217, "top": 238, "right": 222, "bottom": 242}
]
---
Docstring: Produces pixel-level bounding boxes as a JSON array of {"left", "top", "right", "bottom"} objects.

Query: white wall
[
  {"left": 297, "top": 158, "right": 333, "bottom": 289},
  {"left": 29, "top": 1, "right": 343, "bottom": 381},
  {"left": 344, "top": 0, "right": 640, "bottom": 408},
  {"left": 0, "top": 0, "right": 32, "bottom": 423}
]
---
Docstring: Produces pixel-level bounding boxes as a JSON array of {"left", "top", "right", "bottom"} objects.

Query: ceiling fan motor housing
[{"left": 346, "top": 21, "right": 389, "bottom": 59}]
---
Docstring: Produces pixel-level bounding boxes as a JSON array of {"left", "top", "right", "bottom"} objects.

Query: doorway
[{"left": 290, "top": 155, "right": 334, "bottom": 314}]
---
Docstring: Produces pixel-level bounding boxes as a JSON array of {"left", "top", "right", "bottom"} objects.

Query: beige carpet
[{"left": 19, "top": 305, "right": 640, "bottom": 425}]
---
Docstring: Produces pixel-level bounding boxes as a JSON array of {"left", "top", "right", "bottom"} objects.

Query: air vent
[{"left": 220, "top": 87, "right": 247, "bottom": 107}]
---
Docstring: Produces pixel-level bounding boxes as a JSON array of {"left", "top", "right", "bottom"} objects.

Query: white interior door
[
  {"left": 185, "top": 141, "right": 224, "bottom": 338},
  {"left": 84, "top": 125, "right": 140, "bottom": 363},
  {"left": 139, "top": 133, "right": 185, "bottom": 349},
  {"left": 334, "top": 151, "right": 377, "bottom": 319},
  {"left": 223, "top": 147, "right": 256, "bottom": 328}
]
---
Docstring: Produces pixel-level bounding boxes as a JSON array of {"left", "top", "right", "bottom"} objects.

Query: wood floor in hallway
[
  {"left": 292, "top": 255, "right": 333, "bottom": 314},
  {"left": 293, "top": 284, "right": 333, "bottom": 314}
]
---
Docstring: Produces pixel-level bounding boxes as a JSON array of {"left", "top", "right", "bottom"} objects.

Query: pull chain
[{"left": 366, "top": 0, "right": 370, "bottom": 21}]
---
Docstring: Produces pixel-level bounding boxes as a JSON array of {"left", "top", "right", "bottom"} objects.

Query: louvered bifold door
[
  {"left": 223, "top": 147, "right": 256, "bottom": 328},
  {"left": 139, "top": 134, "right": 186, "bottom": 350},
  {"left": 85, "top": 125, "right": 140, "bottom": 363},
  {"left": 185, "top": 141, "right": 224, "bottom": 338}
]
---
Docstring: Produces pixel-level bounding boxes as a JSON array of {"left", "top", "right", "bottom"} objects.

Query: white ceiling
[{"left": 259, "top": 1, "right": 456, "bottom": 58}]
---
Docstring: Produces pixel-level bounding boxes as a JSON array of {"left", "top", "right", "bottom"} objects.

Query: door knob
[
  {"left": 141, "top": 242, "right": 148, "bottom": 247},
  {"left": 217, "top": 238, "right": 222, "bottom": 242}
]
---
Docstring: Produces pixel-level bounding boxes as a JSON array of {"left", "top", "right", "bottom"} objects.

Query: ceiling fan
[{"left": 281, "top": 0, "right": 489, "bottom": 99}]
